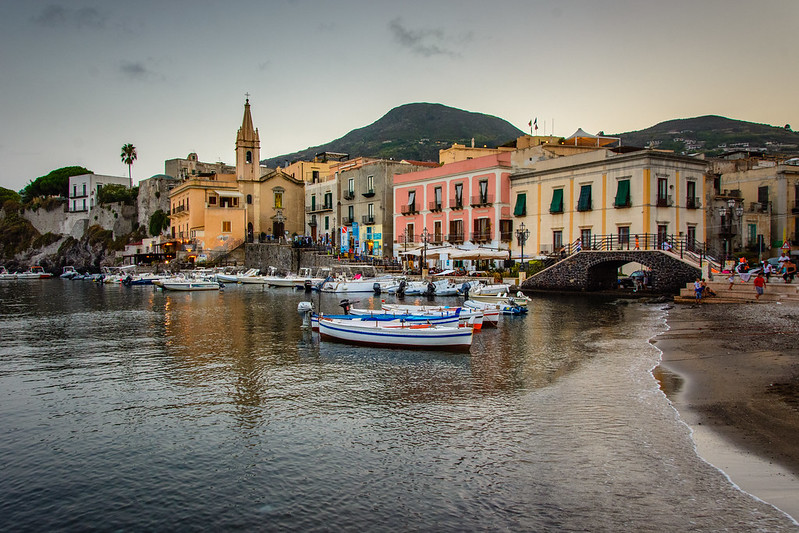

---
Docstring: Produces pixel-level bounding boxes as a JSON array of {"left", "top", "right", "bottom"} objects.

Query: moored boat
[
  {"left": 161, "top": 279, "right": 222, "bottom": 291},
  {"left": 17, "top": 266, "right": 53, "bottom": 279},
  {"left": 60, "top": 266, "right": 78, "bottom": 279},
  {"left": 0, "top": 266, "right": 17, "bottom": 280},
  {"left": 468, "top": 291, "right": 530, "bottom": 307},
  {"left": 310, "top": 311, "right": 461, "bottom": 331},
  {"left": 317, "top": 317, "right": 473, "bottom": 351}
]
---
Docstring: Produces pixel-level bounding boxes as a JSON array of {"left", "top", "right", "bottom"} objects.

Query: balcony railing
[
  {"left": 362, "top": 188, "right": 375, "bottom": 197},
  {"left": 172, "top": 205, "right": 187, "bottom": 215},
  {"left": 447, "top": 233, "right": 464, "bottom": 244},
  {"left": 471, "top": 232, "right": 492, "bottom": 243},
  {"left": 428, "top": 201, "right": 443, "bottom": 212},
  {"left": 306, "top": 203, "right": 333, "bottom": 213},
  {"left": 470, "top": 195, "right": 493, "bottom": 207},
  {"left": 656, "top": 195, "right": 673, "bottom": 207},
  {"left": 341, "top": 216, "right": 354, "bottom": 225},
  {"left": 308, "top": 218, "right": 317, "bottom": 226},
  {"left": 400, "top": 204, "right": 418, "bottom": 215},
  {"left": 343, "top": 190, "right": 355, "bottom": 200},
  {"left": 449, "top": 199, "right": 464, "bottom": 210},
  {"left": 362, "top": 215, "right": 375, "bottom": 225},
  {"left": 686, "top": 197, "right": 701, "bottom": 209},
  {"left": 748, "top": 201, "right": 770, "bottom": 213},
  {"left": 500, "top": 231, "right": 513, "bottom": 242}
]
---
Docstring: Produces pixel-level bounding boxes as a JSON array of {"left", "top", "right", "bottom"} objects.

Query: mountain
[
  {"left": 611, "top": 115, "right": 799, "bottom": 155},
  {"left": 262, "top": 103, "right": 525, "bottom": 167}
]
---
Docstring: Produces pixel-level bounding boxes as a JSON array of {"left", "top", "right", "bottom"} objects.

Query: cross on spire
[{"left": 245, "top": 92, "right": 250, "bottom": 103}]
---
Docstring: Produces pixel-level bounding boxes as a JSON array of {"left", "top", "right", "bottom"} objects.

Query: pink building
[{"left": 393, "top": 153, "right": 513, "bottom": 256}]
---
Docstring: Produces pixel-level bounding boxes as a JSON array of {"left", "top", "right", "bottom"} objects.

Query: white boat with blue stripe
[{"left": 317, "top": 317, "right": 473, "bottom": 351}]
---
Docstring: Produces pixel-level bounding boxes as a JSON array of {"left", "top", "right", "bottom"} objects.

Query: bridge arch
[{"left": 521, "top": 250, "right": 701, "bottom": 294}]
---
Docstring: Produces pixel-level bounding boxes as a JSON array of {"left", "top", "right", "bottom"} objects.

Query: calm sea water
[{"left": 0, "top": 280, "right": 794, "bottom": 531}]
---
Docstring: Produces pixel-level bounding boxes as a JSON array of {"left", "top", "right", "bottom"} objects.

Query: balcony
[
  {"left": 470, "top": 195, "right": 494, "bottom": 207},
  {"left": 500, "top": 231, "right": 513, "bottom": 242},
  {"left": 362, "top": 188, "right": 375, "bottom": 198},
  {"left": 343, "top": 190, "right": 355, "bottom": 200},
  {"left": 428, "top": 201, "right": 443, "bottom": 212},
  {"left": 449, "top": 199, "right": 464, "bottom": 211},
  {"left": 306, "top": 203, "right": 333, "bottom": 213},
  {"left": 401, "top": 204, "right": 418, "bottom": 215},
  {"left": 431, "top": 234, "right": 444, "bottom": 244},
  {"left": 656, "top": 195, "right": 673, "bottom": 208},
  {"left": 172, "top": 205, "right": 187, "bottom": 215},
  {"left": 447, "top": 233, "right": 464, "bottom": 244},
  {"left": 308, "top": 218, "right": 317, "bottom": 226},
  {"left": 686, "top": 197, "right": 701, "bottom": 209},
  {"left": 362, "top": 214, "right": 375, "bottom": 225},
  {"left": 341, "top": 216, "right": 354, "bottom": 225},
  {"left": 748, "top": 201, "right": 770, "bottom": 213},
  {"left": 471, "top": 232, "right": 492, "bottom": 243}
]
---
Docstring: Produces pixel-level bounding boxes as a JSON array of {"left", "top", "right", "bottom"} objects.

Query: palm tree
[{"left": 120, "top": 143, "right": 137, "bottom": 188}]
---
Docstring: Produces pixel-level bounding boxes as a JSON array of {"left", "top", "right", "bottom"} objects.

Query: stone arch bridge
[{"left": 521, "top": 250, "right": 702, "bottom": 294}]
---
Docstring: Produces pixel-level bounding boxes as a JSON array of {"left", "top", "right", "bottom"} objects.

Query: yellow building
[
  {"left": 168, "top": 98, "right": 306, "bottom": 258},
  {"left": 510, "top": 148, "right": 709, "bottom": 257}
]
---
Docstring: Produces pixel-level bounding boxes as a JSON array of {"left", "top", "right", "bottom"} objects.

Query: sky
[{"left": 1, "top": 0, "right": 797, "bottom": 193}]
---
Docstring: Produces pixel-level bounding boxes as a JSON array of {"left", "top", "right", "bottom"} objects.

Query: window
[
  {"left": 687, "top": 225, "right": 696, "bottom": 248},
  {"left": 657, "top": 224, "right": 668, "bottom": 246},
  {"left": 324, "top": 192, "right": 332, "bottom": 209},
  {"left": 246, "top": 151, "right": 252, "bottom": 164},
  {"left": 311, "top": 195, "right": 316, "bottom": 211},
  {"left": 348, "top": 178, "right": 355, "bottom": 194},
  {"left": 434, "top": 186, "right": 442, "bottom": 210},
  {"left": 580, "top": 228, "right": 592, "bottom": 248},
  {"left": 246, "top": 194, "right": 252, "bottom": 205},
  {"left": 82, "top": 183, "right": 86, "bottom": 196},
  {"left": 209, "top": 196, "right": 217, "bottom": 205},
  {"left": 222, "top": 221, "right": 232, "bottom": 233},
  {"left": 553, "top": 230, "right": 563, "bottom": 251},
  {"left": 406, "top": 223, "right": 415, "bottom": 242},
  {"left": 514, "top": 193, "right": 527, "bottom": 216},
  {"left": 748, "top": 223, "right": 757, "bottom": 246},
  {"left": 614, "top": 180, "right": 631, "bottom": 208},
  {"left": 407, "top": 190, "right": 416, "bottom": 213},
  {"left": 348, "top": 205, "right": 354, "bottom": 223},
  {"left": 454, "top": 183, "right": 463, "bottom": 208},
  {"left": 758, "top": 186, "right": 769, "bottom": 205},
  {"left": 449, "top": 219, "right": 463, "bottom": 243},
  {"left": 312, "top": 170, "right": 320, "bottom": 183},
  {"left": 618, "top": 226, "right": 630, "bottom": 247},
  {"left": 434, "top": 220, "right": 442, "bottom": 243},
  {"left": 274, "top": 192, "right": 283, "bottom": 208},
  {"left": 686, "top": 181, "right": 697, "bottom": 209},
  {"left": 474, "top": 218, "right": 491, "bottom": 242},
  {"left": 82, "top": 199, "right": 86, "bottom": 211},
  {"left": 368, "top": 203, "right": 374, "bottom": 218},
  {"left": 550, "top": 188, "right": 564, "bottom": 213},
  {"left": 367, "top": 175, "right": 374, "bottom": 191},
  {"left": 500, "top": 219, "right": 512, "bottom": 242},
  {"left": 479, "top": 180, "right": 488, "bottom": 204},
  {"left": 577, "top": 185, "right": 592, "bottom": 211},
  {"left": 73, "top": 185, "right": 77, "bottom": 197},
  {"left": 657, "top": 178, "right": 669, "bottom": 206},
  {"left": 325, "top": 216, "right": 329, "bottom": 231}
]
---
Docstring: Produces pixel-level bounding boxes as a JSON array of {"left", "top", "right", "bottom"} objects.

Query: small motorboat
[
  {"left": 60, "top": 266, "right": 78, "bottom": 279},
  {"left": 0, "top": 266, "right": 17, "bottom": 280},
  {"left": 468, "top": 291, "right": 531, "bottom": 307},
  {"left": 160, "top": 279, "right": 222, "bottom": 291},
  {"left": 317, "top": 317, "right": 473, "bottom": 351},
  {"left": 310, "top": 311, "right": 461, "bottom": 331},
  {"left": 464, "top": 299, "right": 528, "bottom": 316},
  {"left": 17, "top": 266, "right": 53, "bottom": 279}
]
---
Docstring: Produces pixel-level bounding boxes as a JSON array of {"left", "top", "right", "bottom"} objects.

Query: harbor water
[{"left": 0, "top": 281, "right": 795, "bottom": 531}]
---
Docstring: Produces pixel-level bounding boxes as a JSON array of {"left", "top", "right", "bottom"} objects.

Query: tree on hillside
[
  {"left": 0, "top": 187, "right": 21, "bottom": 206},
  {"left": 20, "top": 166, "right": 91, "bottom": 203},
  {"left": 121, "top": 143, "right": 137, "bottom": 188}
]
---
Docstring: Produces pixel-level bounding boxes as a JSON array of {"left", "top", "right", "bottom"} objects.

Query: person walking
[
  {"left": 634, "top": 235, "right": 640, "bottom": 250},
  {"left": 754, "top": 272, "right": 765, "bottom": 300},
  {"left": 728, "top": 272, "right": 735, "bottom": 290}
]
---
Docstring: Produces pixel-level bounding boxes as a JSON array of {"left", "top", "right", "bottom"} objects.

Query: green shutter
[
  {"left": 550, "top": 188, "right": 564, "bottom": 213},
  {"left": 577, "top": 185, "right": 592, "bottom": 211},
  {"left": 514, "top": 193, "right": 527, "bottom": 216},
  {"left": 614, "top": 179, "right": 630, "bottom": 207}
]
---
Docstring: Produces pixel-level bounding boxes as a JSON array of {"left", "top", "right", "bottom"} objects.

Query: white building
[{"left": 68, "top": 173, "right": 130, "bottom": 213}]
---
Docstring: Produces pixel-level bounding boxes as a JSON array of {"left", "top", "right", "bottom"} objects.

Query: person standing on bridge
[{"left": 634, "top": 235, "right": 640, "bottom": 250}]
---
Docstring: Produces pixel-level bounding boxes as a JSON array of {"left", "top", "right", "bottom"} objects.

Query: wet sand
[{"left": 653, "top": 303, "right": 799, "bottom": 521}]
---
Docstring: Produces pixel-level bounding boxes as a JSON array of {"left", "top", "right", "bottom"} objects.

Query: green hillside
[
  {"left": 263, "top": 103, "right": 524, "bottom": 167},
  {"left": 613, "top": 115, "right": 799, "bottom": 155}
]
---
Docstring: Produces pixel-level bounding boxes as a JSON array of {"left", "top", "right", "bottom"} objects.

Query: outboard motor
[
  {"left": 339, "top": 299, "right": 351, "bottom": 315},
  {"left": 297, "top": 301, "right": 314, "bottom": 328},
  {"left": 397, "top": 279, "right": 407, "bottom": 297},
  {"left": 304, "top": 279, "right": 313, "bottom": 293},
  {"left": 426, "top": 281, "right": 435, "bottom": 297},
  {"left": 373, "top": 282, "right": 382, "bottom": 295}
]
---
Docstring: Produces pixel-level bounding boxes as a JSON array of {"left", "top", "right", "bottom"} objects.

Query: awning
[
  {"left": 449, "top": 248, "right": 509, "bottom": 260},
  {"left": 514, "top": 193, "right": 527, "bottom": 216},
  {"left": 214, "top": 189, "right": 243, "bottom": 198}
]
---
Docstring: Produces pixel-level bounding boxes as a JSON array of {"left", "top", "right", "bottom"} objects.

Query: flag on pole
[{"left": 534, "top": 118, "right": 538, "bottom": 132}]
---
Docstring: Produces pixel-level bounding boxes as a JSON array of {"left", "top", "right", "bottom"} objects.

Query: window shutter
[
  {"left": 514, "top": 193, "right": 527, "bottom": 216},
  {"left": 614, "top": 180, "right": 630, "bottom": 207},
  {"left": 550, "top": 189, "right": 564, "bottom": 213}
]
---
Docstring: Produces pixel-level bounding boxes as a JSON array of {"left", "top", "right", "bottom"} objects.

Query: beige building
[
  {"left": 710, "top": 154, "right": 799, "bottom": 256},
  {"left": 510, "top": 148, "right": 710, "bottom": 257},
  {"left": 165, "top": 153, "right": 235, "bottom": 180}
]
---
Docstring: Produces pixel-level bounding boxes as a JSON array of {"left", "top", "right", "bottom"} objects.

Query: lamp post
[
  {"left": 717, "top": 198, "right": 744, "bottom": 269},
  {"left": 422, "top": 227, "right": 429, "bottom": 277},
  {"left": 516, "top": 222, "right": 530, "bottom": 268}
]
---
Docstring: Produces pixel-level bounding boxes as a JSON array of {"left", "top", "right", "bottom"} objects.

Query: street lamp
[
  {"left": 717, "top": 198, "right": 744, "bottom": 268},
  {"left": 422, "top": 227, "right": 429, "bottom": 277},
  {"left": 516, "top": 222, "right": 530, "bottom": 268}
]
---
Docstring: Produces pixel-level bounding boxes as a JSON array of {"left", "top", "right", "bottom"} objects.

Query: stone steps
[{"left": 678, "top": 279, "right": 799, "bottom": 304}]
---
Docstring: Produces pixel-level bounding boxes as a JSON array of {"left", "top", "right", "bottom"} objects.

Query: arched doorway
[
  {"left": 273, "top": 221, "right": 284, "bottom": 240},
  {"left": 247, "top": 223, "right": 254, "bottom": 243}
]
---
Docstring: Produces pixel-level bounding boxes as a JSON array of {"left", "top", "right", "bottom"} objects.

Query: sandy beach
[{"left": 654, "top": 302, "right": 799, "bottom": 521}]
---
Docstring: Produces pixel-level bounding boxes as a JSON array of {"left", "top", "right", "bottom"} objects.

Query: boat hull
[
  {"left": 161, "top": 282, "right": 221, "bottom": 291},
  {"left": 318, "top": 318, "right": 473, "bottom": 351}
]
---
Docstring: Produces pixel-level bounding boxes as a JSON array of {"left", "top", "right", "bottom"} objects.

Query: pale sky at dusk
[{"left": 1, "top": 0, "right": 797, "bottom": 193}]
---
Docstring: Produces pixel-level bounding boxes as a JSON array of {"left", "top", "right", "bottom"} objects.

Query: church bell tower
[{"left": 236, "top": 95, "right": 260, "bottom": 181}]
